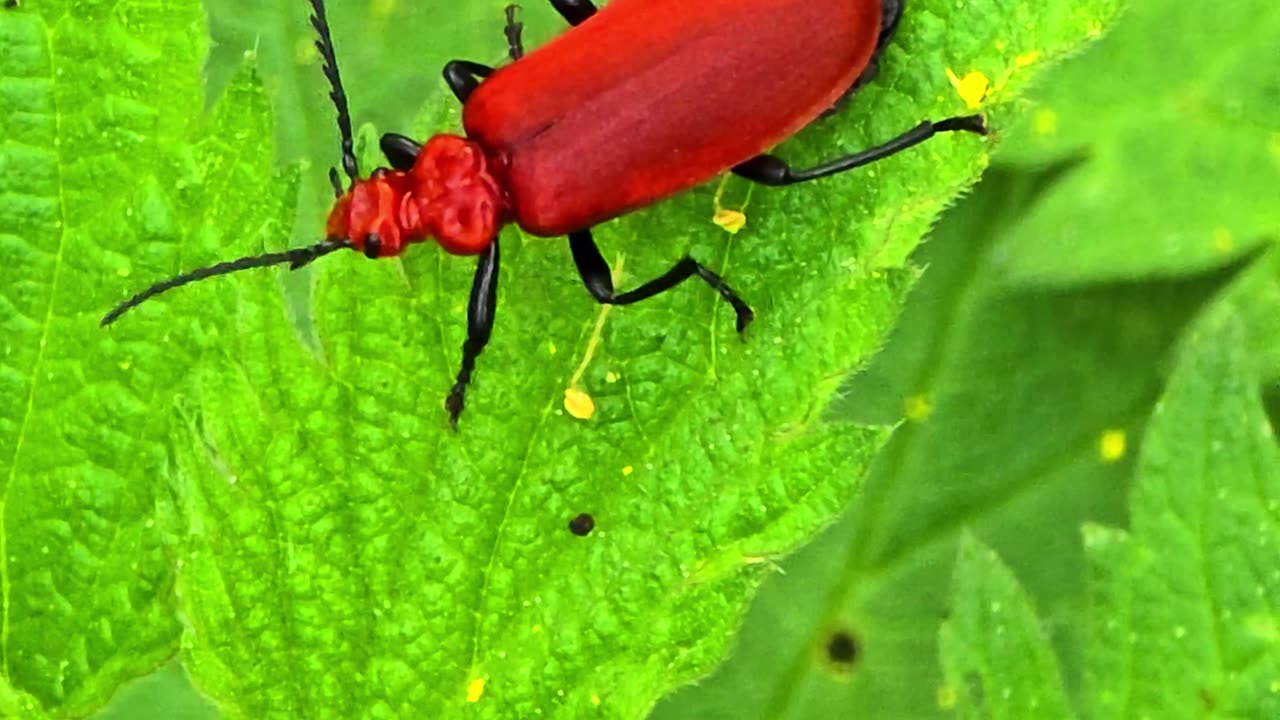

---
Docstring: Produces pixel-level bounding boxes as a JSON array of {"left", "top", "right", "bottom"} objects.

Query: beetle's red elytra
[{"left": 103, "top": 0, "right": 987, "bottom": 427}]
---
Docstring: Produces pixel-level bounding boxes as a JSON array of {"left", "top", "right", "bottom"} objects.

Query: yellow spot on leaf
[
  {"left": 466, "top": 677, "right": 485, "bottom": 703},
  {"left": 713, "top": 208, "right": 747, "bottom": 234},
  {"left": 532, "top": 624, "right": 542, "bottom": 633},
  {"left": 1035, "top": 109, "right": 1059, "bottom": 136},
  {"left": 711, "top": 175, "right": 754, "bottom": 234},
  {"left": 565, "top": 387, "right": 596, "bottom": 420},
  {"left": 1015, "top": 51, "right": 1041, "bottom": 68},
  {"left": 591, "top": 694, "right": 601, "bottom": 706},
  {"left": 548, "top": 341, "right": 557, "bottom": 355},
  {"left": 564, "top": 254, "right": 623, "bottom": 420},
  {"left": 946, "top": 68, "right": 990, "bottom": 110},
  {"left": 937, "top": 684, "right": 958, "bottom": 710},
  {"left": 1099, "top": 429, "right": 1126, "bottom": 462},
  {"left": 905, "top": 394, "right": 933, "bottom": 422},
  {"left": 622, "top": 465, "right": 634, "bottom": 476},
  {"left": 1212, "top": 228, "right": 1235, "bottom": 253},
  {"left": 605, "top": 371, "right": 618, "bottom": 383}
]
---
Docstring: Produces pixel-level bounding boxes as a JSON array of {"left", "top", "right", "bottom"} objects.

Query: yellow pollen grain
[
  {"left": 1212, "top": 228, "right": 1235, "bottom": 253},
  {"left": 466, "top": 677, "right": 486, "bottom": 703},
  {"left": 1015, "top": 51, "right": 1041, "bottom": 68},
  {"left": 946, "top": 68, "right": 990, "bottom": 110},
  {"left": 1035, "top": 109, "right": 1059, "bottom": 136},
  {"left": 1099, "top": 429, "right": 1126, "bottom": 462},
  {"left": 565, "top": 387, "right": 596, "bottom": 420},
  {"left": 904, "top": 394, "right": 933, "bottom": 422},
  {"left": 548, "top": 341, "right": 557, "bottom": 355},
  {"left": 605, "top": 371, "right": 618, "bottom": 383},
  {"left": 622, "top": 465, "right": 634, "bottom": 476}
]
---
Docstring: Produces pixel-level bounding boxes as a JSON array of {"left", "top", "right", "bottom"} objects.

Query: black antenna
[
  {"left": 309, "top": 0, "right": 358, "bottom": 194},
  {"left": 101, "top": 240, "right": 349, "bottom": 326}
]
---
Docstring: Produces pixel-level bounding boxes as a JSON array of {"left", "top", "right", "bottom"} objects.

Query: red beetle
[{"left": 104, "top": 0, "right": 986, "bottom": 425}]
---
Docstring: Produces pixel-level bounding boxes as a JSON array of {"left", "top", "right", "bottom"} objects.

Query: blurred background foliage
[{"left": 89, "top": 0, "right": 1278, "bottom": 716}]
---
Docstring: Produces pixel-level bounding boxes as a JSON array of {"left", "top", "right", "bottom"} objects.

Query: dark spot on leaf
[
  {"left": 1200, "top": 688, "right": 1215, "bottom": 711},
  {"left": 4, "top": 0, "right": 19, "bottom": 9},
  {"left": 568, "top": 513, "right": 595, "bottom": 536},
  {"left": 962, "top": 673, "right": 985, "bottom": 705},
  {"left": 824, "top": 629, "right": 858, "bottom": 671}
]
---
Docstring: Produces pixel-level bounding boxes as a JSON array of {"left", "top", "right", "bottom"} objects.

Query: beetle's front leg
[
  {"left": 447, "top": 240, "right": 501, "bottom": 428},
  {"left": 379, "top": 134, "right": 420, "bottom": 171}
]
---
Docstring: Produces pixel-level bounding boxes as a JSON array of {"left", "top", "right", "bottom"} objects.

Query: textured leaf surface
[
  {"left": 994, "top": 0, "right": 1280, "bottom": 285},
  {"left": 6, "top": 1, "right": 1109, "bottom": 718},
  {"left": 0, "top": 0, "right": 211, "bottom": 715},
  {"left": 938, "top": 535, "right": 1074, "bottom": 720},
  {"left": 1081, "top": 278, "right": 1280, "bottom": 719},
  {"left": 652, "top": 167, "right": 1236, "bottom": 720}
]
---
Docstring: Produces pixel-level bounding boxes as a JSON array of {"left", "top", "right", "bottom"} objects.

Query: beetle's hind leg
[
  {"left": 569, "top": 229, "right": 754, "bottom": 333},
  {"left": 549, "top": 0, "right": 597, "bottom": 26},
  {"left": 733, "top": 116, "right": 987, "bottom": 187}
]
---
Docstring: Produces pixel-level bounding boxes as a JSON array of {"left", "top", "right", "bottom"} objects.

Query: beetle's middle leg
[
  {"left": 569, "top": 229, "right": 754, "bottom": 333},
  {"left": 732, "top": 115, "right": 987, "bottom": 187}
]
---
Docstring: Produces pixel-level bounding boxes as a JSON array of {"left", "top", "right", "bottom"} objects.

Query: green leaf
[
  {"left": 652, "top": 166, "right": 1239, "bottom": 720},
  {"left": 937, "top": 535, "right": 1074, "bottom": 720},
  {"left": 6, "top": 1, "right": 1117, "bottom": 719},
  {"left": 993, "top": 0, "right": 1280, "bottom": 285},
  {"left": 0, "top": 0, "right": 217, "bottom": 714},
  {"left": 1081, "top": 283, "right": 1280, "bottom": 719}
]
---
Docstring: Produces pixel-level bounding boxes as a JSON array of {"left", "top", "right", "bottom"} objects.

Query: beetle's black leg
[
  {"left": 733, "top": 115, "right": 987, "bottom": 187},
  {"left": 549, "top": 0, "right": 597, "bottom": 26},
  {"left": 443, "top": 60, "right": 495, "bottom": 103},
  {"left": 446, "top": 241, "right": 501, "bottom": 428},
  {"left": 504, "top": 5, "right": 525, "bottom": 60},
  {"left": 569, "top": 229, "right": 754, "bottom": 333},
  {"left": 379, "top": 133, "right": 421, "bottom": 171}
]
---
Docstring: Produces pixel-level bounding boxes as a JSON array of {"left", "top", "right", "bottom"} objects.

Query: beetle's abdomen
[{"left": 463, "top": 0, "right": 881, "bottom": 237}]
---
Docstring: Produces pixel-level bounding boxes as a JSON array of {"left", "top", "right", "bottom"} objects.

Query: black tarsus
[
  {"left": 100, "top": 240, "right": 349, "bottom": 326},
  {"left": 447, "top": 241, "right": 501, "bottom": 427},
  {"left": 569, "top": 229, "right": 754, "bottom": 333},
  {"left": 308, "top": 0, "right": 358, "bottom": 192},
  {"left": 733, "top": 115, "right": 987, "bottom": 187}
]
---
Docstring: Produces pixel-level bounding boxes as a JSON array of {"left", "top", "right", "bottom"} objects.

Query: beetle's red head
[{"left": 325, "top": 134, "right": 504, "bottom": 258}]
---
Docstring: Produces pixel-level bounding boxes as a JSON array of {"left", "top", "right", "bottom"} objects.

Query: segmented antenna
[
  {"left": 309, "top": 0, "right": 358, "bottom": 193},
  {"left": 100, "top": 240, "right": 349, "bottom": 326}
]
